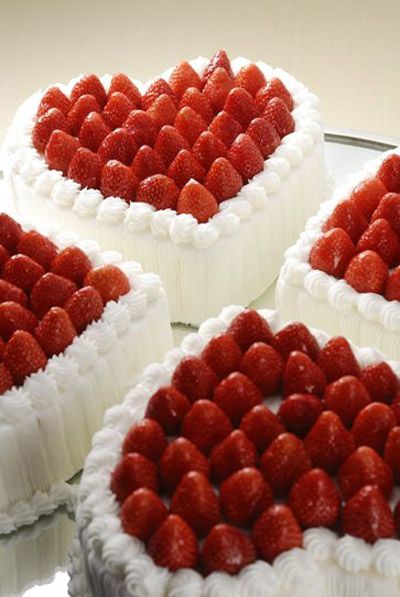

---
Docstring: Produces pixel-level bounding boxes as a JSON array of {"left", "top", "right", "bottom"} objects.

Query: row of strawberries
[
  {"left": 0, "top": 214, "right": 130, "bottom": 390},
  {"left": 32, "top": 50, "right": 295, "bottom": 223},
  {"left": 310, "top": 153, "right": 400, "bottom": 299},
  {"left": 111, "top": 309, "right": 400, "bottom": 575}
]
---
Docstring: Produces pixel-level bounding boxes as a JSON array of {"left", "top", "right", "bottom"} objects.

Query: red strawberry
[
  {"left": 283, "top": 351, "right": 326, "bottom": 397},
  {"left": 309, "top": 228, "right": 356, "bottom": 278},
  {"left": 0, "top": 338, "right": 6, "bottom": 361},
  {"left": 201, "top": 333, "right": 242, "bottom": 380},
  {"left": 345, "top": 250, "right": 388, "bottom": 294},
  {"left": 30, "top": 272, "right": 77, "bottom": 319},
  {"left": 210, "top": 429, "right": 257, "bottom": 481},
  {"left": 148, "top": 514, "right": 198, "bottom": 571},
  {"left": 0, "top": 364, "right": 13, "bottom": 393},
  {"left": 371, "top": 192, "right": 400, "bottom": 235},
  {"left": 261, "top": 432, "right": 311, "bottom": 496},
  {"left": 240, "top": 404, "right": 285, "bottom": 452},
  {"left": 384, "top": 426, "right": 400, "bottom": 483},
  {"left": 278, "top": 394, "right": 324, "bottom": 437},
  {"left": 78, "top": 112, "right": 111, "bottom": 152},
  {"left": 263, "top": 98, "right": 295, "bottom": 138},
  {"left": 360, "top": 362, "right": 399, "bottom": 404},
  {"left": 100, "top": 159, "right": 138, "bottom": 202},
  {"left": 0, "top": 281, "right": 27, "bottom": 307},
  {"left": 289, "top": 468, "right": 341, "bottom": 528},
  {"left": 172, "top": 355, "right": 218, "bottom": 403},
  {"left": 224, "top": 87, "right": 259, "bottom": 128},
  {"left": 145, "top": 386, "right": 191, "bottom": 435},
  {"left": 84, "top": 264, "right": 130, "bottom": 303},
  {"left": 323, "top": 199, "right": 368, "bottom": 243},
  {"left": 304, "top": 411, "right": 355, "bottom": 474},
  {"left": 209, "top": 111, "right": 243, "bottom": 148},
  {"left": 103, "top": 92, "right": 134, "bottom": 129},
  {"left": 0, "top": 215, "right": 22, "bottom": 253},
  {"left": 97, "top": 128, "right": 138, "bottom": 166},
  {"left": 70, "top": 74, "right": 107, "bottom": 108},
  {"left": 17, "top": 231, "right": 57, "bottom": 270},
  {"left": 240, "top": 342, "right": 284, "bottom": 395},
  {"left": 170, "top": 471, "right": 220, "bottom": 537},
  {"left": 174, "top": 106, "right": 208, "bottom": 146},
  {"left": 64, "top": 286, "right": 104, "bottom": 333},
  {"left": 51, "top": 246, "right": 92, "bottom": 286},
  {"left": 324, "top": 376, "right": 371, "bottom": 428},
  {"left": 227, "top": 133, "right": 264, "bottom": 181},
  {"left": 339, "top": 446, "right": 393, "bottom": 500},
  {"left": 202, "top": 524, "right": 255, "bottom": 575},
  {"left": 37, "top": 86, "right": 71, "bottom": 117},
  {"left": 391, "top": 391, "right": 400, "bottom": 424},
  {"left": 122, "top": 418, "right": 167, "bottom": 461},
  {"left": 67, "top": 147, "right": 101, "bottom": 189},
  {"left": 352, "top": 402, "right": 396, "bottom": 454},
  {"left": 386, "top": 266, "right": 400, "bottom": 301},
  {"left": 146, "top": 93, "right": 177, "bottom": 130},
  {"left": 234, "top": 64, "right": 266, "bottom": 97},
  {"left": 377, "top": 154, "right": 400, "bottom": 192},
  {"left": 153, "top": 125, "right": 190, "bottom": 167},
  {"left": 108, "top": 73, "right": 141, "bottom": 106},
  {"left": 142, "top": 78, "right": 177, "bottom": 110},
  {"left": 169, "top": 61, "right": 202, "bottom": 98},
  {"left": 179, "top": 87, "right": 214, "bottom": 124},
  {"left": 227, "top": 309, "right": 273, "bottom": 351},
  {"left": 203, "top": 67, "right": 234, "bottom": 112},
  {"left": 67, "top": 94, "right": 101, "bottom": 136},
  {"left": 357, "top": 219, "right": 400, "bottom": 266},
  {"left": 181, "top": 399, "right": 232, "bottom": 455},
  {"left": 212, "top": 371, "right": 263, "bottom": 425},
  {"left": 111, "top": 452, "right": 158, "bottom": 502},
  {"left": 220, "top": 467, "right": 273, "bottom": 526},
  {"left": 0, "top": 301, "right": 38, "bottom": 341},
  {"left": 159, "top": 437, "right": 210, "bottom": 491},
  {"left": 342, "top": 485, "right": 395, "bottom": 543},
  {"left": 252, "top": 505, "right": 302, "bottom": 562},
  {"left": 0, "top": 245, "right": 9, "bottom": 269},
  {"left": 136, "top": 174, "right": 180, "bottom": 209},
  {"left": 167, "top": 149, "right": 206, "bottom": 188},
  {"left": 131, "top": 146, "right": 166, "bottom": 181},
  {"left": 45, "top": 130, "right": 80, "bottom": 174},
  {"left": 4, "top": 330, "right": 47, "bottom": 385},
  {"left": 350, "top": 177, "right": 388, "bottom": 219},
  {"left": 395, "top": 500, "right": 400, "bottom": 536},
  {"left": 2, "top": 254, "right": 44, "bottom": 292},
  {"left": 202, "top": 50, "right": 234, "bottom": 84},
  {"left": 35, "top": 307, "right": 77, "bottom": 356},
  {"left": 120, "top": 488, "right": 167, "bottom": 540},
  {"left": 123, "top": 110, "right": 157, "bottom": 146},
  {"left": 246, "top": 117, "right": 280, "bottom": 159},
  {"left": 205, "top": 157, "right": 243, "bottom": 203},
  {"left": 192, "top": 131, "right": 227, "bottom": 170},
  {"left": 177, "top": 180, "right": 219, "bottom": 223},
  {"left": 32, "top": 108, "right": 69, "bottom": 153},
  {"left": 255, "top": 78, "right": 294, "bottom": 112},
  {"left": 317, "top": 337, "right": 360, "bottom": 383},
  {"left": 273, "top": 322, "right": 320, "bottom": 361}
]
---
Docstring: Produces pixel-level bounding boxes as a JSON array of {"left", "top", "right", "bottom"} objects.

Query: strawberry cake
[
  {"left": 0, "top": 213, "right": 172, "bottom": 533},
  {"left": 276, "top": 148, "right": 400, "bottom": 361},
  {"left": 2, "top": 50, "right": 324, "bottom": 325},
  {"left": 71, "top": 306, "right": 400, "bottom": 596}
]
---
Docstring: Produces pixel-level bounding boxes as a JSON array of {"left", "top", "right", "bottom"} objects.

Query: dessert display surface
[
  {"left": 276, "top": 147, "right": 400, "bottom": 360},
  {"left": 0, "top": 213, "right": 172, "bottom": 534},
  {"left": 2, "top": 50, "right": 324, "bottom": 325}
]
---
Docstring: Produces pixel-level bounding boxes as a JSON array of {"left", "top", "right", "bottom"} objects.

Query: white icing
[{"left": 97, "top": 197, "right": 128, "bottom": 225}]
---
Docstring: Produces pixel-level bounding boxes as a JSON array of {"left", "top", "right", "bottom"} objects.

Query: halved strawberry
[
  {"left": 167, "top": 149, "right": 206, "bottom": 188},
  {"left": 146, "top": 94, "right": 178, "bottom": 130},
  {"left": 2, "top": 254, "right": 44, "bottom": 292},
  {"left": 263, "top": 97, "right": 295, "bottom": 138},
  {"left": 309, "top": 228, "right": 356, "bottom": 278},
  {"left": 220, "top": 467, "right": 273, "bottom": 526},
  {"left": 192, "top": 131, "right": 227, "bottom": 170},
  {"left": 202, "top": 524, "right": 255, "bottom": 575},
  {"left": 289, "top": 468, "right": 341, "bottom": 528},
  {"left": 202, "top": 49, "right": 234, "bottom": 85},
  {"left": 339, "top": 446, "right": 393, "bottom": 500},
  {"left": 203, "top": 67, "right": 234, "bottom": 112},
  {"left": 121, "top": 488, "right": 167, "bottom": 540},
  {"left": 205, "top": 157, "right": 243, "bottom": 203},
  {"left": 100, "top": 159, "right": 138, "bottom": 202},
  {"left": 224, "top": 87, "right": 259, "bottom": 128},
  {"left": 131, "top": 146, "right": 166, "bottom": 181},
  {"left": 51, "top": 246, "right": 92, "bottom": 286},
  {"left": 201, "top": 333, "right": 242, "bottom": 380},
  {"left": 45, "top": 130, "right": 80, "bottom": 174},
  {"left": 170, "top": 471, "right": 220, "bottom": 537},
  {"left": 385, "top": 266, "right": 400, "bottom": 301},
  {"left": 324, "top": 376, "right": 371, "bottom": 428},
  {"left": 240, "top": 342, "right": 284, "bottom": 395},
  {"left": 30, "top": 272, "right": 77, "bottom": 319},
  {"left": 123, "top": 110, "right": 157, "bottom": 146},
  {"left": 4, "top": 330, "right": 47, "bottom": 386},
  {"left": 177, "top": 180, "right": 219, "bottom": 223},
  {"left": 360, "top": 362, "right": 399, "bottom": 404},
  {"left": 145, "top": 386, "right": 191, "bottom": 435},
  {"left": 70, "top": 74, "right": 107, "bottom": 108},
  {"left": 277, "top": 394, "right": 324, "bottom": 437},
  {"left": 283, "top": 351, "right": 326, "bottom": 396},
  {"left": 345, "top": 250, "right": 389, "bottom": 295},
  {"left": 108, "top": 73, "right": 142, "bottom": 107},
  {"left": 371, "top": 193, "right": 400, "bottom": 235},
  {"left": 0, "top": 215, "right": 22, "bottom": 253},
  {"left": 214, "top": 372, "right": 262, "bottom": 426},
  {"left": 148, "top": 514, "right": 198, "bottom": 571},
  {"left": 210, "top": 429, "right": 257, "bottom": 481},
  {"left": 377, "top": 154, "right": 400, "bottom": 193},
  {"left": 227, "top": 133, "right": 264, "bottom": 181},
  {"left": 0, "top": 280, "right": 27, "bottom": 307},
  {"left": 35, "top": 307, "right": 77, "bottom": 356},
  {"left": 240, "top": 404, "right": 285, "bottom": 452},
  {"left": 169, "top": 61, "right": 202, "bottom": 98},
  {"left": 227, "top": 309, "right": 273, "bottom": 350},
  {"left": 137, "top": 174, "right": 180, "bottom": 210},
  {"left": 252, "top": 504, "right": 302, "bottom": 563},
  {"left": 261, "top": 432, "right": 311, "bottom": 496},
  {"left": 37, "top": 86, "right": 71, "bottom": 118},
  {"left": 153, "top": 125, "right": 190, "bottom": 167},
  {"left": 384, "top": 426, "right": 400, "bottom": 483},
  {"left": 103, "top": 92, "right": 134, "bottom": 129},
  {"left": 141, "top": 78, "right": 177, "bottom": 110},
  {"left": 255, "top": 78, "right": 294, "bottom": 112},
  {"left": 181, "top": 399, "right": 232, "bottom": 455},
  {"left": 357, "top": 219, "right": 400, "bottom": 266},
  {"left": 84, "top": 264, "right": 130, "bottom": 303},
  {"left": 323, "top": 199, "right": 368, "bottom": 243},
  {"left": 0, "top": 301, "right": 38, "bottom": 341},
  {"left": 67, "top": 94, "right": 101, "bottom": 136},
  {"left": 273, "top": 322, "right": 320, "bottom": 361},
  {"left": 304, "top": 411, "right": 355, "bottom": 474},
  {"left": 234, "top": 64, "right": 266, "bottom": 97},
  {"left": 159, "top": 437, "right": 210, "bottom": 491},
  {"left": 110, "top": 452, "right": 159, "bottom": 502},
  {"left": 209, "top": 111, "right": 243, "bottom": 148},
  {"left": 174, "top": 107, "right": 208, "bottom": 146},
  {"left": 342, "top": 485, "right": 395, "bottom": 543},
  {"left": 64, "top": 286, "right": 104, "bottom": 333},
  {"left": 0, "top": 364, "right": 13, "bottom": 394},
  {"left": 350, "top": 177, "right": 388, "bottom": 219},
  {"left": 67, "top": 147, "right": 101, "bottom": 189},
  {"left": 32, "top": 108, "right": 69, "bottom": 153},
  {"left": 122, "top": 418, "right": 167, "bottom": 462},
  {"left": 317, "top": 336, "right": 360, "bottom": 383},
  {"left": 17, "top": 230, "right": 58, "bottom": 270},
  {"left": 172, "top": 355, "right": 218, "bottom": 403},
  {"left": 97, "top": 128, "right": 138, "bottom": 166},
  {"left": 246, "top": 117, "right": 280, "bottom": 159},
  {"left": 179, "top": 87, "right": 214, "bottom": 124},
  {"left": 351, "top": 402, "right": 396, "bottom": 454}
]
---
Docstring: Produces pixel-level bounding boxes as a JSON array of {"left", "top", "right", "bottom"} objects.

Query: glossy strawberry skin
[
  {"left": 121, "top": 488, "right": 167, "bottom": 540},
  {"left": 167, "top": 149, "right": 206, "bottom": 189},
  {"left": 309, "top": 228, "right": 356, "bottom": 278},
  {"left": 0, "top": 301, "right": 38, "bottom": 341},
  {"left": 278, "top": 394, "right": 324, "bottom": 437},
  {"left": 385, "top": 267, "right": 400, "bottom": 301},
  {"left": 192, "top": 131, "right": 228, "bottom": 170},
  {"left": 240, "top": 404, "right": 285, "bottom": 453},
  {"left": 179, "top": 87, "right": 214, "bottom": 124},
  {"left": 201, "top": 524, "right": 256, "bottom": 575},
  {"left": 240, "top": 342, "right": 284, "bottom": 395},
  {"left": 338, "top": 446, "right": 393, "bottom": 500},
  {"left": 210, "top": 429, "right": 257, "bottom": 481},
  {"left": 45, "top": 130, "right": 80, "bottom": 174},
  {"left": 30, "top": 272, "right": 77, "bottom": 319},
  {"left": 17, "top": 231, "right": 58, "bottom": 271},
  {"left": 371, "top": 193, "right": 400, "bottom": 236},
  {"left": 136, "top": 174, "right": 180, "bottom": 210},
  {"left": 360, "top": 362, "right": 399, "bottom": 404},
  {"left": 37, "top": 86, "right": 71, "bottom": 117},
  {"left": 97, "top": 128, "right": 138, "bottom": 166},
  {"left": 263, "top": 97, "right": 295, "bottom": 138},
  {"left": 67, "top": 94, "right": 101, "bottom": 136},
  {"left": 304, "top": 411, "right": 355, "bottom": 475},
  {"left": 145, "top": 386, "right": 191, "bottom": 435},
  {"left": 289, "top": 468, "right": 341, "bottom": 529},
  {"left": 227, "top": 133, "right": 264, "bottom": 181},
  {"left": 34, "top": 307, "right": 77, "bottom": 356},
  {"left": 148, "top": 514, "right": 198, "bottom": 572},
  {"left": 220, "top": 467, "right": 273, "bottom": 526},
  {"left": 213, "top": 372, "right": 262, "bottom": 426},
  {"left": 169, "top": 61, "right": 202, "bottom": 98},
  {"left": 122, "top": 418, "right": 167, "bottom": 462},
  {"left": 205, "top": 157, "right": 243, "bottom": 203},
  {"left": 51, "top": 246, "right": 92, "bottom": 286},
  {"left": 2, "top": 254, "right": 44, "bottom": 292},
  {"left": 316, "top": 337, "right": 360, "bottom": 383},
  {"left": 323, "top": 199, "right": 368, "bottom": 243},
  {"left": 177, "top": 180, "right": 219, "bottom": 223},
  {"left": 235, "top": 64, "right": 266, "bottom": 97},
  {"left": 202, "top": 49, "right": 234, "bottom": 85},
  {"left": 201, "top": 333, "right": 242, "bottom": 380},
  {"left": 3, "top": 330, "right": 48, "bottom": 386},
  {"left": 252, "top": 504, "right": 302, "bottom": 563},
  {"left": 261, "top": 432, "right": 311, "bottom": 496},
  {"left": 377, "top": 154, "right": 400, "bottom": 193},
  {"left": 209, "top": 111, "right": 243, "bottom": 148},
  {"left": 141, "top": 78, "right": 177, "bottom": 111},
  {"left": 227, "top": 309, "right": 273, "bottom": 351},
  {"left": 0, "top": 215, "right": 23, "bottom": 253},
  {"left": 342, "top": 485, "right": 395, "bottom": 544},
  {"left": 110, "top": 452, "right": 159, "bottom": 502},
  {"left": 273, "top": 322, "right": 320, "bottom": 362},
  {"left": 246, "top": 117, "right": 280, "bottom": 159},
  {"left": 255, "top": 78, "right": 293, "bottom": 112},
  {"left": 108, "top": 73, "right": 142, "bottom": 106},
  {"left": 100, "top": 159, "right": 138, "bottom": 202},
  {"left": 32, "top": 108, "right": 69, "bottom": 153},
  {"left": 345, "top": 248, "right": 389, "bottom": 294},
  {"left": 103, "top": 92, "right": 134, "bottom": 129},
  {"left": 0, "top": 280, "right": 27, "bottom": 307},
  {"left": 203, "top": 67, "right": 234, "bottom": 112},
  {"left": 174, "top": 106, "right": 207, "bottom": 146},
  {"left": 123, "top": 110, "right": 157, "bottom": 147},
  {"left": 79, "top": 112, "right": 111, "bottom": 152},
  {"left": 181, "top": 399, "right": 232, "bottom": 455},
  {"left": 70, "top": 74, "right": 107, "bottom": 108},
  {"left": 356, "top": 218, "right": 400, "bottom": 266},
  {"left": 84, "top": 264, "right": 130, "bottom": 303},
  {"left": 223, "top": 87, "right": 259, "bottom": 128},
  {"left": 67, "top": 147, "right": 101, "bottom": 189},
  {"left": 64, "top": 286, "right": 104, "bottom": 333},
  {"left": 132, "top": 146, "right": 166, "bottom": 181},
  {"left": 283, "top": 351, "right": 327, "bottom": 397},
  {"left": 384, "top": 426, "right": 400, "bottom": 483},
  {"left": 159, "top": 437, "right": 210, "bottom": 491},
  {"left": 324, "top": 375, "right": 371, "bottom": 428},
  {"left": 351, "top": 402, "right": 396, "bottom": 454},
  {"left": 172, "top": 355, "right": 218, "bottom": 403},
  {"left": 153, "top": 125, "right": 190, "bottom": 167},
  {"left": 147, "top": 94, "right": 178, "bottom": 130},
  {"left": 350, "top": 177, "right": 388, "bottom": 219}
]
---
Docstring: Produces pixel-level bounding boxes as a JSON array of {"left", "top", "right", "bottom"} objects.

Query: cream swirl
[
  {"left": 33, "top": 169, "right": 63, "bottom": 195},
  {"left": 336, "top": 535, "right": 372, "bottom": 572},
  {"left": 212, "top": 211, "right": 240, "bottom": 235},
  {"left": 274, "top": 548, "right": 317, "bottom": 586},
  {"left": 150, "top": 209, "right": 176, "bottom": 237},
  {"left": 51, "top": 178, "right": 81, "bottom": 207},
  {"left": 304, "top": 269, "right": 334, "bottom": 300},
  {"left": 23, "top": 371, "right": 58, "bottom": 410},
  {"left": 66, "top": 337, "right": 98, "bottom": 372},
  {"left": 181, "top": 332, "right": 206, "bottom": 355},
  {"left": 240, "top": 184, "right": 268, "bottom": 210},
  {"left": 238, "top": 561, "right": 280, "bottom": 596},
  {"left": 84, "top": 321, "right": 118, "bottom": 354},
  {"left": 119, "top": 288, "right": 148, "bottom": 318},
  {"left": 192, "top": 223, "right": 220, "bottom": 249},
  {"left": 73, "top": 188, "right": 103, "bottom": 218},
  {"left": 167, "top": 568, "right": 203, "bottom": 597},
  {"left": 265, "top": 156, "right": 291, "bottom": 180},
  {"left": 124, "top": 202, "right": 154, "bottom": 232},
  {"left": 372, "top": 539, "right": 400, "bottom": 578},
  {"left": 102, "top": 302, "right": 131, "bottom": 335},
  {"left": 97, "top": 197, "right": 128, "bottom": 225},
  {"left": 169, "top": 213, "right": 197, "bottom": 244},
  {"left": 0, "top": 388, "right": 32, "bottom": 424},
  {"left": 219, "top": 197, "right": 253, "bottom": 220},
  {"left": 134, "top": 272, "right": 161, "bottom": 302},
  {"left": 304, "top": 528, "right": 338, "bottom": 561},
  {"left": 327, "top": 279, "right": 358, "bottom": 312}
]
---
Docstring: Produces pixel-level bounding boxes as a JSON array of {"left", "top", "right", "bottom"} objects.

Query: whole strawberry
[
  {"left": 309, "top": 228, "right": 356, "bottom": 278},
  {"left": 159, "top": 437, "right": 210, "bottom": 491},
  {"left": 202, "top": 49, "right": 234, "bottom": 85},
  {"left": 201, "top": 333, "right": 242, "bottom": 380},
  {"left": 132, "top": 146, "right": 166, "bottom": 181},
  {"left": 240, "top": 404, "right": 285, "bottom": 452},
  {"left": 100, "top": 160, "right": 138, "bottom": 202},
  {"left": 51, "top": 246, "right": 92, "bottom": 286},
  {"left": 239, "top": 342, "right": 284, "bottom": 395},
  {"left": 360, "top": 362, "right": 399, "bottom": 404},
  {"left": 181, "top": 399, "right": 232, "bottom": 455},
  {"left": 167, "top": 149, "right": 206, "bottom": 189},
  {"left": 177, "top": 180, "right": 219, "bottom": 223},
  {"left": 32, "top": 108, "right": 69, "bottom": 153},
  {"left": 103, "top": 92, "right": 134, "bottom": 129},
  {"left": 339, "top": 446, "right": 393, "bottom": 500},
  {"left": 342, "top": 485, "right": 395, "bottom": 543},
  {"left": 64, "top": 286, "right": 104, "bottom": 333},
  {"left": 145, "top": 385, "right": 191, "bottom": 435},
  {"left": 304, "top": 411, "right": 355, "bottom": 474},
  {"left": 203, "top": 67, "right": 234, "bottom": 112},
  {"left": 209, "top": 111, "right": 243, "bottom": 148},
  {"left": 45, "top": 130, "right": 80, "bottom": 174},
  {"left": 174, "top": 107, "right": 207, "bottom": 146},
  {"left": 192, "top": 131, "right": 228, "bottom": 170},
  {"left": 205, "top": 157, "right": 243, "bottom": 203},
  {"left": 255, "top": 78, "right": 293, "bottom": 111},
  {"left": 263, "top": 97, "right": 295, "bottom": 138},
  {"left": 273, "top": 322, "right": 320, "bottom": 361},
  {"left": 4, "top": 330, "right": 48, "bottom": 386},
  {"left": 37, "top": 86, "right": 71, "bottom": 118},
  {"left": 79, "top": 112, "right": 111, "bottom": 151},
  {"left": 350, "top": 177, "right": 387, "bottom": 219},
  {"left": 351, "top": 402, "right": 396, "bottom": 454},
  {"left": 213, "top": 372, "right": 262, "bottom": 426},
  {"left": 121, "top": 488, "right": 167, "bottom": 540},
  {"left": 371, "top": 192, "right": 400, "bottom": 236},
  {"left": 235, "top": 64, "right": 266, "bottom": 97},
  {"left": 227, "top": 133, "right": 264, "bottom": 181},
  {"left": 227, "top": 309, "right": 273, "bottom": 351},
  {"left": 210, "top": 429, "right": 257, "bottom": 481},
  {"left": 108, "top": 73, "right": 142, "bottom": 107},
  {"left": 2, "top": 254, "right": 44, "bottom": 292},
  {"left": 246, "top": 117, "right": 280, "bottom": 159},
  {"left": 136, "top": 174, "right": 180, "bottom": 210},
  {"left": 289, "top": 468, "right": 341, "bottom": 528},
  {"left": 277, "top": 394, "right": 324, "bottom": 437},
  {"left": 110, "top": 452, "right": 159, "bottom": 502},
  {"left": 122, "top": 418, "right": 167, "bottom": 462},
  {"left": 70, "top": 74, "right": 107, "bottom": 108},
  {"left": 84, "top": 264, "right": 130, "bottom": 303},
  {"left": 261, "top": 432, "right": 311, "bottom": 496},
  {"left": 17, "top": 231, "right": 58, "bottom": 271},
  {"left": 356, "top": 219, "right": 400, "bottom": 266},
  {"left": 67, "top": 94, "right": 101, "bottom": 136},
  {"left": 30, "top": 272, "right": 77, "bottom": 319},
  {"left": 169, "top": 61, "right": 201, "bottom": 98},
  {"left": 202, "top": 524, "right": 256, "bottom": 575},
  {"left": 324, "top": 375, "right": 371, "bottom": 428},
  {"left": 323, "top": 199, "right": 368, "bottom": 243},
  {"left": 35, "top": 307, "right": 77, "bottom": 356},
  {"left": 252, "top": 504, "right": 302, "bottom": 563},
  {"left": 224, "top": 87, "right": 259, "bottom": 128},
  {"left": 220, "top": 467, "right": 273, "bottom": 526},
  {"left": 316, "top": 336, "right": 360, "bottom": 383},
  {"left": 141, "top": 78, "right": 177, "bottom": 110},
  {"left": 172, "top": 355, "right": 218, "bottom": 402},
  {"left": 179, "top": 87, "right": 214, "bottom": 124},
  {"left": 67, "top": 147, "right": 101, "bottom": 189},
  {"left": 283, "top": 351, "right": 326, "bottom": 397},
  {"left": 148, "top": 514, "right": 198, "bottom": 571},
  {"left": 0, "top": 301, "right": 38, "bottom": 341}
]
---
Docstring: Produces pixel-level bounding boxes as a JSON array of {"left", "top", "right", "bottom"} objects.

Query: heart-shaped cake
[
  {"left": 73, "top": 307, "right": 400, "bottom": 597},
  {"left": 277, "top": 148, "right": 400, "bottom": 360},
  {"left": 0, "top": 212, "right": 172, "bottom": 532},
  {"left": 3, "top": 51, "right": 324, "bottom": 325}
]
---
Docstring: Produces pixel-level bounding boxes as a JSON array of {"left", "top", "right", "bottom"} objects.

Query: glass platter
[{"left": 0, "top": 128, "right": 399, "bottom": 597}]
